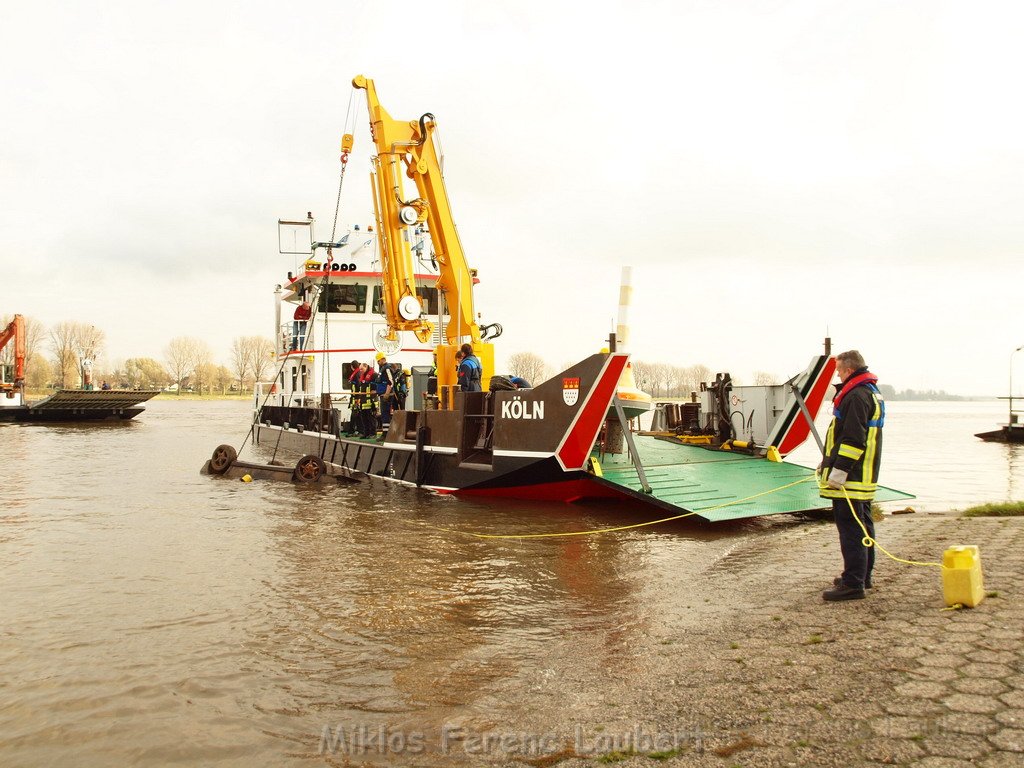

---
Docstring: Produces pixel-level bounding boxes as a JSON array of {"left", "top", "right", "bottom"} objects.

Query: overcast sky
[{"left": 2, "top": 1, "right": 1022, "bottom": 395}]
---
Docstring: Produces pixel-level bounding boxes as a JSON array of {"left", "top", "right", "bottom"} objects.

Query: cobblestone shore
[{"left": 502, "top": 514, "right": 1024, "bottom": 768}]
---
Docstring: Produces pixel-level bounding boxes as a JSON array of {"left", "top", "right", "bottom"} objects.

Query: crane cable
[
  {"left": 239, "top": 90, "right": 358, "bottom": 458},
  {"left": 243, "top": 270, "right": 334, "bottom": 463},
  {"left": 330, "top": 87, "right": 358, "bottom": 249}
]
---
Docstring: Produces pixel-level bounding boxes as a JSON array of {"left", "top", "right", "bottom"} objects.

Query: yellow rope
[
  {"left": 842, "top": 487, "right": 945, "bottom": 569},
  {"left": 412, "top": 480, "right": 951, "bottom": 573},
  {"left": 411, "top": 476, "right": 817, "bottom": 540}
]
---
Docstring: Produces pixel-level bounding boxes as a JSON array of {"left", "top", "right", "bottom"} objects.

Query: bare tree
[
  {"left": 753, "top": 370, "right": 780, "bottom": 385},
  {"left": 669, "top": 365, "right": 689, "bottom": 397},
  {"left": 191, "top": 343, "right": 215, "bottom": 395},
  {"left": 47, "top": 321, "right": 104, "bottom": 388},
  {"left": 212, "top": 365, "right": 232, "bottom": 394},
  {"left": 657, "top": 364, "right": 676, "bottom": 397},
  {"left": 249, "top": 337, "right": 275, "bottom": 385},
  {"left": 687, "top": 364, "right": 712, "bottom": 393},
  {"left": 26, "top": 357, "right": 51, "bottom": 389},
  {"left": 231, "top": 336, "right": 275, "bottom": 392},
  {"left": 165, "top": 337, "right": 202, "bottom": 394},
  {"left": 630, "top": 360, "right": 653, "bottom": 393},
  {"left": 230, "top": 337, "right": 250, "bottom": 392},
  {"left": 507, "top": 352, "right": 549, "bottom": 385},
  {"left": 49, "top": 321, "right": 78, "bottom": 388},
  {"left": 125, "top": 357, "right": 170, "bottom": 389},
  {"left": 652, "top": 363, "right": 676, "bottom": 397},
  {"left": 76, "top": 325, "right": 104, "bottom": 360},
  {"left": 192, "top": 362, "right": 213, "bottom": 395}
]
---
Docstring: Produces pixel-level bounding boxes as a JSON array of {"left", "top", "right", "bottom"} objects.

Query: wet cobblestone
[{"left": 495, "top": 515, "right": 1024, "bottom": 768}]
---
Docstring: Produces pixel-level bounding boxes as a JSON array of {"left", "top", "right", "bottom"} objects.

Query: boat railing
[
  {"left": 254, "top": 382, "right": 352, "bottom": 411},
  {"left": 257, "top": 403, "right": 344, "bottom": 435},
  {"left": 278, "top": 322, "right": 315, "bottom": 356}
]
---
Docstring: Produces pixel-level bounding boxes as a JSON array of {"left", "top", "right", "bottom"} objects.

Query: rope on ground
[
  {"left": 842, "top": 487, "right": 945, "bottom": 569},
  {"left": 410, "top": 476, "right": 818, "bottom": 540}
]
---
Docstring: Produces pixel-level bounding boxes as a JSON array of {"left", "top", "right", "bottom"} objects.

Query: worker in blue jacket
[
  {"left": 375, "top": 352, "right": 396, "bottom": 435},
  {"left": 819, "top": 349, "right": 885, "bottom": 602},
  {"left": 457, "top": 343, "right": 482, "bottom": 392}
]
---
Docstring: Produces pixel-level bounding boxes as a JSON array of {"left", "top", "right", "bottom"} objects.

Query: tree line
[
  {"left": 876, "top": 384, "right": 965, "bottom": 401},
  {"left": 4, "top": 316, "right": 786, "bottom": 398},
  {"left": 1, "top": 315, "right": 273, "bottom": 395},
  {"left": 504, "top": 351, "right": 779, "bottom": 397}
]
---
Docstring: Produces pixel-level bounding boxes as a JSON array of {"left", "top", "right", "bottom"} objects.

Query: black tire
[
  {"left": 293, "top": 454, "right": 326, "bottom": 483},
  {"left": 210, "top": 444, "right": 237, "bottom": 474}
]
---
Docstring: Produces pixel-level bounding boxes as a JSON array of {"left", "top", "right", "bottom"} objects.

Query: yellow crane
[{"left": 350, "top": 74, "right": 494, "bottom": 398}]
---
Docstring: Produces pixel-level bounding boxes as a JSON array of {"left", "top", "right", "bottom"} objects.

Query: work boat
[
  {"left": 227, "top": 261, "right": 914, "bottom": 519},
  {"left": 204, "top": 74, "right": 913, "bottom": 520}
]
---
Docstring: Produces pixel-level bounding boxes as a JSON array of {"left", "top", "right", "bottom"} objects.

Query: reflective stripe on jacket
[{"left": 820, "top": 369, "right": 885, "bottom": 501}]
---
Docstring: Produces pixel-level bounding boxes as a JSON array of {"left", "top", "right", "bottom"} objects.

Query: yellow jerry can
[{"left": 941, "top": 545, "right": 985, "bottom": 608}]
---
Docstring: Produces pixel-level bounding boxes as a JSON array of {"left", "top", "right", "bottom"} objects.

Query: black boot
[
  {"left": 823, "top": 583, "right": 866, "bottom": 601},
  {"left": 834, "top": 577, "right": 873, "bottom": 589}
]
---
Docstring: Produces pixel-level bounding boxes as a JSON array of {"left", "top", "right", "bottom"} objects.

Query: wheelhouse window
[
  {"left": 416, "top": 286, "right": 440, "bottom": 315},
  {"left": 371, "top": 285, "right": 440, "bottom": 316},
  {"left": 319, "top": 284, "right": 368, "bottom": 314}
]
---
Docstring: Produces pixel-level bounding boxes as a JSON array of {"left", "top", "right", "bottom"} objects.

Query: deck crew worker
[
  {"left": 457, "top": 343, "right": 482, "bottom": 392},
  {"left": 359, "top": 364, "right": 378, "bottom": 438},
  {"left": 819, "top": 349, "right": 885, "bottom": 602},
  {"left": 375, "top": 352, "right": 396, "bottom": 436},
  {"left": 393, "top": 365, "right": 409, "bottom": 410},
  {"left": 292, "top": 299, "right": 312, "bottom": 351},
  {"left": 347, "top": 360, "right": 365, "bottom": 436}
]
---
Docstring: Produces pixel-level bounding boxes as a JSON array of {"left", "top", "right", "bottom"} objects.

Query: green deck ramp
[{"left": 594, "top": 436, "right": 914, "bottom": 522}]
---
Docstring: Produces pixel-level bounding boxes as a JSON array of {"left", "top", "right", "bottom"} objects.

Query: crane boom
[{"left": 352, "top": 75, "right": 493, "bottom": 392}]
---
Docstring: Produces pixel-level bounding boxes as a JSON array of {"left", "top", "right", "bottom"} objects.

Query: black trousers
[{"left": 833, "top": 498, "right": 875, "bottom": 589}]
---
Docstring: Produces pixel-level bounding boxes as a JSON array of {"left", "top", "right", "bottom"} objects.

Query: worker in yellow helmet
[{"left": 375, "top": 352, "right": 396, "bottom": 438}]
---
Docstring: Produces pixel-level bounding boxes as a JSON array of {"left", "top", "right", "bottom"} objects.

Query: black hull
[
  {"left": 253, "top": 423, "right": 627, "bottom": 501},
  {"left": 0, "top": 390, "right": 157, "bottom": 424},
  {"left": 976, "top": 426, "right": 1024, "bottom": 444},
  {"left": 0, "top": 406, "right": 144, "bottom": 423}
]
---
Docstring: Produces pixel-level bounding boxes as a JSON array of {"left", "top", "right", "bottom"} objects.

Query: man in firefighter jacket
[
  {"left": 347, "top": 361, "right": 365, "bottom": 436},
  {"left": 819, "top": 349, "right": 885, "bottom": 602},
  {"left": 359, "top": 364, "right": 378, "bottom": 438}
]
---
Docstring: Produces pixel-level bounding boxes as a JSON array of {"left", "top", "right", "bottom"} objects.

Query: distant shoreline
[{"left": 22, "top": 388, "right": 252, "bottom": 402}]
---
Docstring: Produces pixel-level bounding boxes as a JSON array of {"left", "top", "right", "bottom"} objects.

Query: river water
[{"left": 1, "top": 398, "right": 1021, "bottom": 765}]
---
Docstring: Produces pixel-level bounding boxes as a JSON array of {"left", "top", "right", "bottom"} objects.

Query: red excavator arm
[{"left": 1, "top": 314, "right": 26, "bottom": 391}]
